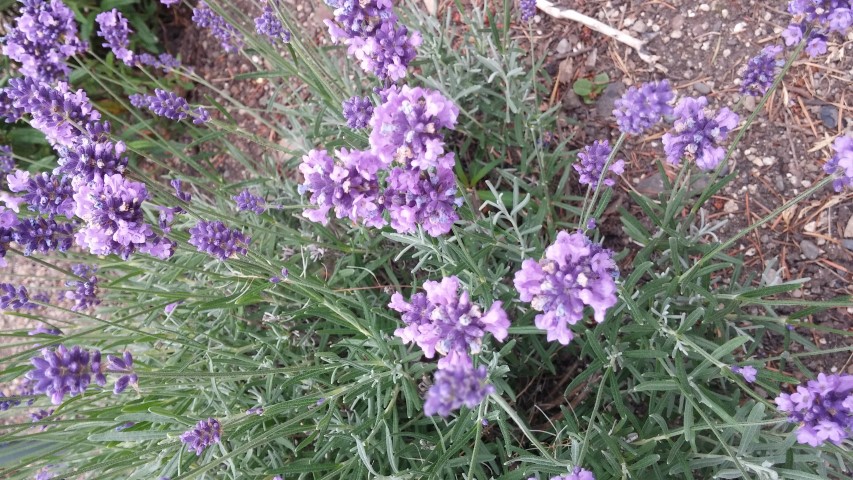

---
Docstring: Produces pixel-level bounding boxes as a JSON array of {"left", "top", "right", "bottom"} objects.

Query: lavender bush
[{"left": 0, "top": 0, "right": 851, "bottom": 478}]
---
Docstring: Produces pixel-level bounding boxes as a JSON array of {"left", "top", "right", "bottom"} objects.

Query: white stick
[{"left": 535, "top": 0, "right": 660, "bottom": 66}]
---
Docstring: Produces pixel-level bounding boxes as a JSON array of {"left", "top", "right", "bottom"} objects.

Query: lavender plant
[{"left": 0, "top": 0, "right": 851, "bottom": 479}]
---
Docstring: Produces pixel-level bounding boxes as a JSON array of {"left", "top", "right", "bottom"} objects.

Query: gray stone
[
  {"left": 743, "top": 95, "right": 757, "bottom": 112},
  {"left": 556, "top": 38, "right": 570, "bottom": 55},
  {"left": 845, "top": 216, "right": 853, "bottom": 238},
  {"left": 820, "top": 105, "right": 838, "bottom": 129},
  {"left": 636, "top": 173, "right": 665, "bottom": 196},
  {"left": 799, "top": 239, "right": 820, "bottom": 260},
  {"left": 842, "top": 239, "right": 853, "bottom": 251},
  {"left": 693, "top": 82, "right": 712, "bottom": 94},
  {"left": 595, "top": 82, "right": 625, "bottom": 118}
]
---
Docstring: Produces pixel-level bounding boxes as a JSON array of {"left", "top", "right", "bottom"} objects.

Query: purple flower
[
  {"left": 369, "top": 85, "right": 459, "bottom": 169},
  {"left": 662, "top": 97, "right": 739, "bottom": 171},
  {"left": 64, "top": 264, "right": 100, "bottom": 311},
  {"left": 0, "top": 78, "right": 100, "bottom": 146},
  {"left": 255, "top": 4, "right": 291, "bottom": 44},
  {"left": 731, "top": 365, "right": 758, "bottom": 383},
  {"left": 188, "top": 220, "right": 250, "bottom": 260},
  {"left": 107, "top": 351, "right": 137, "bottom": 394},
  {"left": 180, "top": 417, "right": 222, "bottom": 455},
  {"left": 1, "top": 0, "right": 88, "bottom": 82},
  {"left": 28, "top": 324, "right": 62, "bottom": 336},
  {"left": 342, "top": 95, "right": 374, "bottom": 129},
  {"left": 741, "top": 46, "right": 784, "bottom": 96},
  {"left": 161, "top": 0, "right": 180, "bottom": 5},
  {"left": 16, "top": 171, "right": 75, "bottom": 217},
  {"left": 573, "top": 140, "right": 625, "bottom": 188},
  {"left": 0, "top": 392, "right": 21, "bottom": 410},
  {"left": 519, "top": 0, "right": 537, "bottom": 22},
  {"left": 389, "top": 275, "right": 510, "bottom": 369},
  {"left": 824, "top": 134, "right": 853, "bottom": 191},
  {"left": 136, "top": 52, "right": 181, "bottom": 71},
  {"left": 382, "top": 163, "right": 462, "bottom": 237},
  {"left": 775, "top": 373, "right": 853, "bottom": 447},
  {"left": 193, "top": 1, "right": 244, "bottom": 53},
  {"left": 12, "top": 217, "right": 75, "bottom": 256},
  {"left": 551, "top": 467, "right": 596, "bottom": 480},
  {"left": 348, "top": 20, "right": 422, "bottom": 81},
  {"left": 35, "top": 466, "right": 56, "bottom": 480},
  {"left": 116, "top": 421, "right": 135, "bottom": 431},
  {"left": 171, "top": 179, "right": 193, "bottom": 203},
  {"left": 514, "top": 231, "right": 618, "bottom": 345},
  {"left": 130, "top": 90, "right": 210, "bottom": 124},
  {"left": 232, "top": 189, "right": 266, "bottom": 214},
  {"left": 0, "top": 146, "right": 15, "bottom": 178},
  {"left": 424, "top": 360, "right": 494, "bottom": 417},
  {"left": 0, "top": 206, "right": 19, "bottom": 267},
  {"left": 27, "top": 345, "right": 106, "bottom": 405},
  {"left": 73, "top": 174, "right": 154, "bottom": 259},
  {"left": 246, "top": 406, "right": 264, "bottom": 415},
  {"left": 165, "top": 301, "right": 183, "bottom": 314},
  {"left": 324, "top": 1, "right": 420, "bottom": 80},
  {"left": 298, "top": 148, "right": 385, "bottom": 227},
  {"left": 613, "top": 80, "right": 674, "bottom": 135},
  {"left": 784, "top": 1, "right": 852, "bottom": 57},
  {"left": 96, "top": 9, "right": 134, "bottom": 65},
  {"left": 30, "top": 408, "right": 54, "bottom": 430},
  {"left": 56, "top": 123, "right": 129, "bottom": 181}
]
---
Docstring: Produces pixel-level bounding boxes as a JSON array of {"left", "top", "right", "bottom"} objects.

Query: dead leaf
[
  {"left": 558, "top": 57, "right": 575, "bottom": 85},
  {"left": 423, "top": 0, "right": 437, "bottom": 16}
]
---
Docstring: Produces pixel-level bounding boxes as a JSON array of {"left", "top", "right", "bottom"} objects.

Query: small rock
[
  {"left": 556, "top": 39, "right": 570, "bottom": 55},
  {"left": 724, "top": 199, "right": 738, "bottom": 213},
  {"left": 671, "top": 30, "right": 683, "bottom": 39},
  {"left": 733, "top": 22, "right": 747, "bottom": 34},
  {"left": 842, "top": 239, "right": 853, "bottom": 251},
  {"left": 804, "top": 221, "right": 817, "bottom": 233},
  {"left": 800, "top": 239, "right": 820, "bottom": 260},
  {"left": 820, "top": 105, "right": 838, "bottom": 129},
  {"left": 760, "top": 234, "right": 770, "bottom": 243},
  {"left": 636, "top": 173, "right": 665, "bottom": 196},
  {"left": 631, "top": 22, "right": 648, "bottom": 34},
  {"left": 792, "top": 289, "right": 803, "bottom": 298},
  {"left": 693, "top": 82, "right": 712, "bottom": 94},
  {"left": 844, "top": 216, "right": 853, "bottom": 238},
  {"left": 595, "top": 82, "right": 624, "bottom": 118},
  {"left": 743, "top": 95, "right": 757, "bottom": 112}
]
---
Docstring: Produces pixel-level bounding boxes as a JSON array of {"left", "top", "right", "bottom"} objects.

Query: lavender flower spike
[
  {"left": 369, "top": 85, "right": 460, "bottom": 169},
  {"left": 107, "top": 351, "right": 138, "bottom": 394},
  {"left": 1, "top": 0, "right": 88, "bottom": 82},
  {"left": 741, "top": 46, "right": 784, "bottom": 96},
  {"left": 824, "top": 134, "right": 853, "bottom": 192},
  {"left": 233, "top": 189, "right": 266, "bottom": 214},
  {"left": 180, "top": 418, "right": 222, "bottom": 455},
  {"left": 519, "top": 0, "right": 537, "bottom": 22},
  {"left": 130, "top": 90, "right": 210, "bottom": 124},
  {"left": 255, "top": 4, "right": 291, "bottom": 44},
  {"left": 775, "top": 373, "right": 853, "bottom": 447},
  {"left": 731, "top": 365, "right": 758, "bottom": 383},
  {"left": 193, "top": 1, "right": 244, "bottom": 53},
  {"left": 514, "top": 231, "right": 618, "bottom": 345},
  {"left": 0, "top": 283, "right": 37, "bottom": 310},
  {"left": 550, "top": 467, "right": 596, "bottom": 480},
  {"left": 613, "top": 80, "right": 674, "bottom": 135},
  {"left": 662, "top": 97, "right": 739, "bottom": 171},
  {"left": 188, "top": 220, "right": 251, "bottom": 260},
  {"left": 389, "top": 275, "right": 510, "bottom": 369},
  {"left": 573, "top": 140, "right": 625, "bottom": 188},
  {"left": 424, "top": 360, "right": 494, "bottom": 417},
  {"left": 28, "top": 345, "right": 106, "bottom": 404},
  {"left": 342, "top": 96, "right": 374, "bottom": 130},
  {"left": 96, "top": 9, "right": 135, "bottom": 65},
  {"left": 65, "top": 264, "right": 100, "bottom": 311}
]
